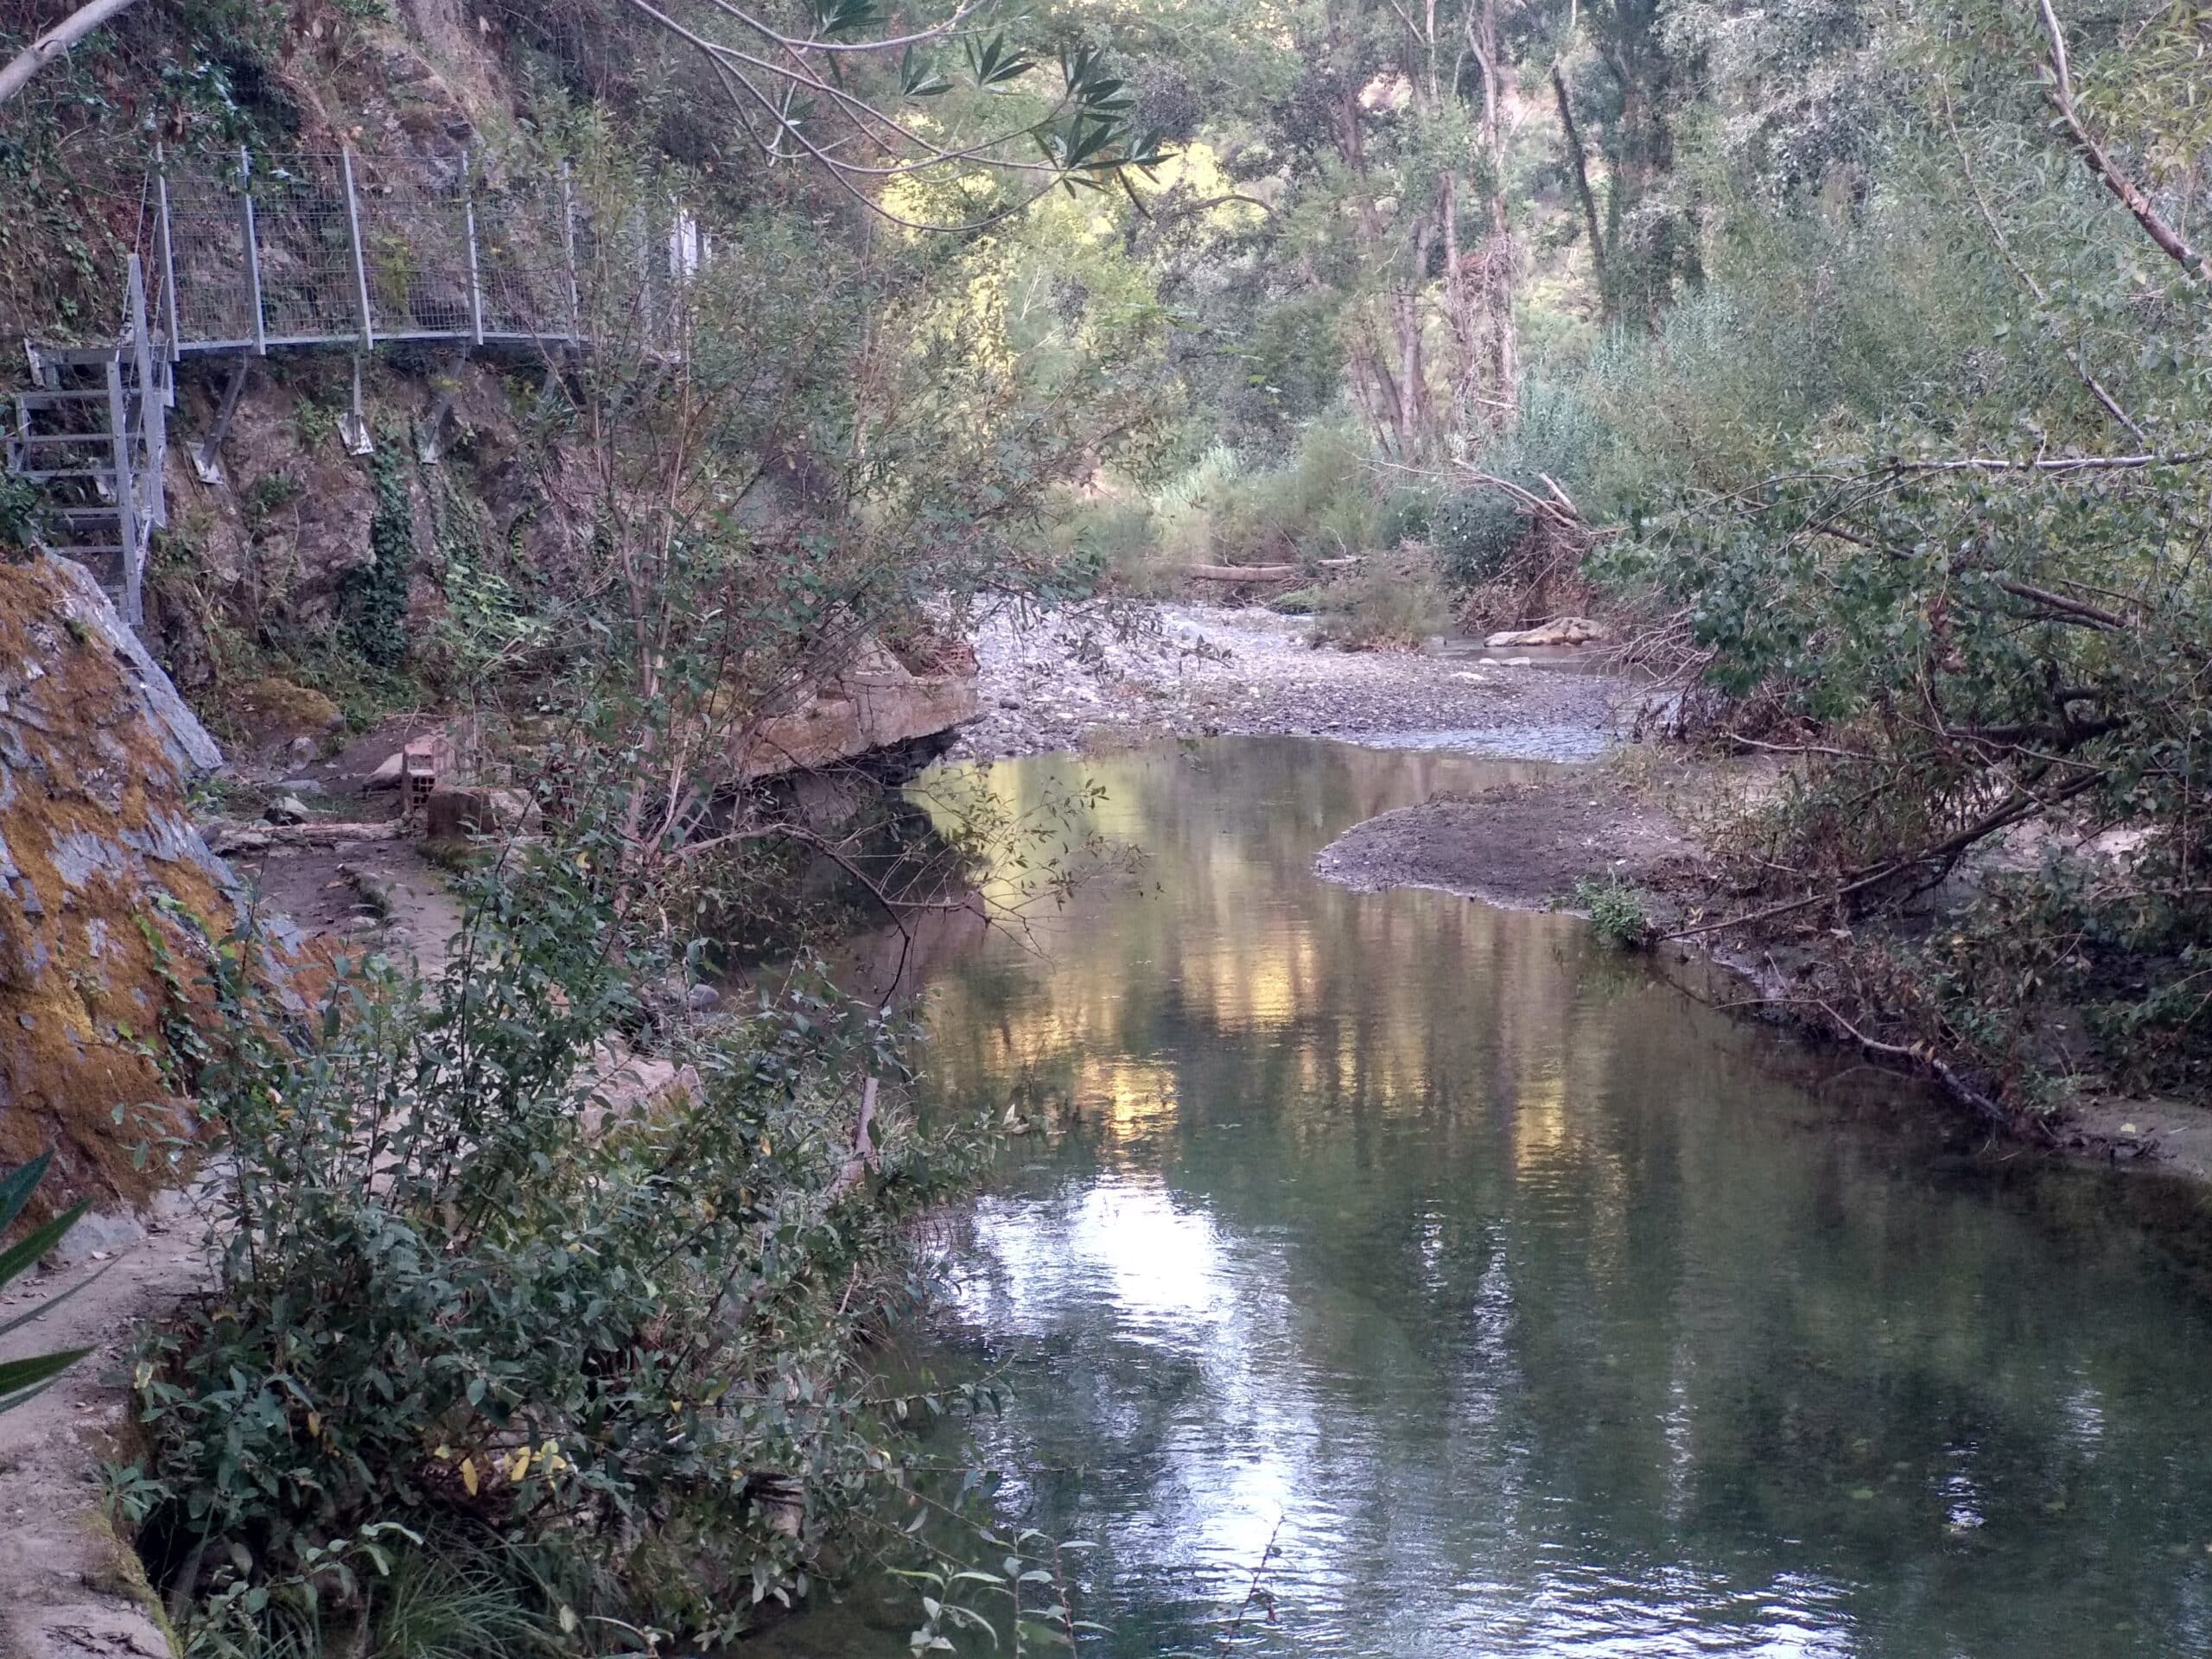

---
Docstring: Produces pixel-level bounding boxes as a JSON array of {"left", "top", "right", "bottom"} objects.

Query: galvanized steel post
[
  {"left": 462, "top": 146, "right": 486, "bottom": 346},
  {"left": 154, "top": 145, "right": 180, "bottom": 364},
  {"left": 105, "top": 354, "right": 141, "bottom": 627},
  {"left": 560, "top": 161, "right": 581, "bottom": 346},
  {"left": 238, "top": 148, "right": 266, "bottom": 355},
  {"left": 341, "top": 148, "right": 377, "bottom": 349}
]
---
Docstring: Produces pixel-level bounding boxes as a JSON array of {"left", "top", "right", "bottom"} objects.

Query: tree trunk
[
  {"left": 1469, "top": 0, "right": 1516, "bottom": 421},
  {"left": 0, "top": 0, "right": 144, "bottom": 107},
  {"left": 1552, "top": 62, "right": 1610, "bottom": 316}
]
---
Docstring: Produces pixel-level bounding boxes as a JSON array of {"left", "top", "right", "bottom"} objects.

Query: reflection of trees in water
[
  {"left": 912, "top": 738, "right": 2212, "bottom": 1658},
  {"left": 706, "top": 778, "right": 983, "bottom": 972}
]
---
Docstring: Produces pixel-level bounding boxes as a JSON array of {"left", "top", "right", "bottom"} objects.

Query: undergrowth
[
  {"left": 1571, "top": 874, "right": 1654, "bottom": 951},
  {"left": 115, "top": 836, "right": 1014, "bottom": 1654}
]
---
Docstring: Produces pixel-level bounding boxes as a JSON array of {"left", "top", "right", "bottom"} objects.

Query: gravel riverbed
[{"left": 950, "top": 601, "right": 1640, "bottom": 764}]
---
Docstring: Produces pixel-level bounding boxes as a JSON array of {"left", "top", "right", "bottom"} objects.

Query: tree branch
[
  {"left": 0, "top": 0, "right": 143, "bottom": 106},
  {"left": 2035, "top": 0, "right": 2208, "bottom": 283}
]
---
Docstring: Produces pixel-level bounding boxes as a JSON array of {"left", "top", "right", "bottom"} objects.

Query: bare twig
[{"left": 0, "top": 0, "right": 143, "bottom": 106}]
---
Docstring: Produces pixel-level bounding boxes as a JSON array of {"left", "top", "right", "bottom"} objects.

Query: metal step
[{"left": 12, "top": 390, "right": 118, "bottom": 408}]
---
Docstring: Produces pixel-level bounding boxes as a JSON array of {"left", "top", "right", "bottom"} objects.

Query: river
[{"left": 775, "top": 735, "right": 2212, "bottom": 1657}]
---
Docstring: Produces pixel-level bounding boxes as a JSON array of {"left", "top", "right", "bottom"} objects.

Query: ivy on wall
[{"left": 339, "top": 437, "right": 414, "bottom": 669}]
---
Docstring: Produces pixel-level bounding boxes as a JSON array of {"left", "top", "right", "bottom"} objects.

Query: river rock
[{"left": 1484, "top": 617, "right": 1610, "bottom": 648}]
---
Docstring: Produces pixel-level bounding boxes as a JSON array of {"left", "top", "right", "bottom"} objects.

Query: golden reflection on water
[{"left": 779, "top": 735, "right": 2212, "bottom": 1659}]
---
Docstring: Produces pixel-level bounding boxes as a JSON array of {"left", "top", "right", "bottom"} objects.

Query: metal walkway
[{"left": 6, "top": 148, "right": 695, "bottom": 626}]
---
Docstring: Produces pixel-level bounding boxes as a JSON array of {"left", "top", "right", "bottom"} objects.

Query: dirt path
[
  {"left": 0, "top": 724, "right": 470, "bottom": 1659},
  {"left": 0, "top": 1190, "right": 199, "bottom": 1659},
  {"left": 952, "top": 601, "right": 1640, "bottom": 763}
]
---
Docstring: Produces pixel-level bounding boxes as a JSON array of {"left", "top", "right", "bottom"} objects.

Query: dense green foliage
[
  {"left": 124, "top": 849, "right": 995, "bottom": 1652},
  {"left": 1575, "top": 3, "right": 2212, "bottom": 1103},
  {"left": 1031, "top": 0, "right": 2212, "bottom": 1107},
  {"left": 340, "top": 442, "right": 416, "bottom": 671},
  {"left": 10, "top": 0, "right": 2212, "bottom": 1644}
]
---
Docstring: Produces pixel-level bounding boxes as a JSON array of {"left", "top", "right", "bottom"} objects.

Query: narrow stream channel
[{"left": 779, "top": 736, "right": 2212, "bottom": 1656}]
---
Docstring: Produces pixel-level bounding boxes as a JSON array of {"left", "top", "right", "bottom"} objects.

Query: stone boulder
[
  {"left": 1484, "top": 617, "right": 1610, "bottom": 649},
  {"left": 0, "top": 556, "right": 235, "bottom": 1205},
  {"left": 423, "top": 784, "right": 538, "bottom": 840},
  {"left": 744, "top": 635, "right": 981, "bottom": 780}
]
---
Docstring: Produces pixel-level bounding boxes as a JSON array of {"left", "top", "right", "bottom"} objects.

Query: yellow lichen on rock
[{"left": 0, "top": 556, "right": 235, "bottom": 1207}]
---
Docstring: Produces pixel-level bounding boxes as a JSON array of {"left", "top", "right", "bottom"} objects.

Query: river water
[{"left": 785, "top": 736, "right": 2212, "bottom": 1656}]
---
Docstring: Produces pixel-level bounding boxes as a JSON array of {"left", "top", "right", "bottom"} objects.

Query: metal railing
[
  {"left": 147, "top": 148, "right": 694, "bottom": 359},
  {"left": 4, "top": 252, "right": 168, "bottom": 625},
  {"left": 7, "top": 145, "right": 704, "bottom": 632}
]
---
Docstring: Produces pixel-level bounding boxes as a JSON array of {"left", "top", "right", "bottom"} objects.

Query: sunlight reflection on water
[{"left": 758, "top": 737, "right": 2212, "bottom": 1659}]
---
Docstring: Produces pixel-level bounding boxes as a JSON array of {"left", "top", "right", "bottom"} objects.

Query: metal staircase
[
  {"left": 6, "top": 146, "right": 700, "bottom": 632},
  {"left": 5, "top": 254, "right": 168, "bottom": 627}
]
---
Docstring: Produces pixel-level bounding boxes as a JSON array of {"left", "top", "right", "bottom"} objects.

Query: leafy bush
[
  {"left": 1572, "top": 874, "right": 1653, "bottom": 950},
  {"left": 340, "top": 442, "right": 416, "bottom": 671},
  {"left": 123, "top": 850, "right": 997, "bottom": 1651},
  {"left": 1310, "top": 554, "right": 1452, "bottom": 649},
  {"left": 1428, "top": 490, "right": 1529, "bottom": 587},
  {"left": 0, "top": 468, "right": 41, "bottom": 555}
]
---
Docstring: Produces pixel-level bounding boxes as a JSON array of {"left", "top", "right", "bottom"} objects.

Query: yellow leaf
[
  {"left": 460, "top": 1457, "right": 479, "bottom": 1497},
  {"left": 507, "top": 1447, "right": 532, "bottom": 1482},
  {"left": 132, "top": 1361, "right": 154, "bottom": 1392},
  {"left": 307, "top": 1412, "right": 321, "bottom": 1439}
]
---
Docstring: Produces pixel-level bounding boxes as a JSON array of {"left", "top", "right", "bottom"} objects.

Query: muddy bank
[
  {"left": 1316, "top": 772, "right": 1702, "bottom": 911},
  {"left": 952, "top": 601, "right": 1637, "bottom": 763}
]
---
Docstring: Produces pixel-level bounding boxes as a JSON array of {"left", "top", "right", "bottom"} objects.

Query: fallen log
[{"left": 1185, "top": 557, "right": 1363, "bottom": 582}]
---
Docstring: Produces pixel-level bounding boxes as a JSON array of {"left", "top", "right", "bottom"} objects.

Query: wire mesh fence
[{"left": 143, "top": 149, "right": 683, "bottom": 357}]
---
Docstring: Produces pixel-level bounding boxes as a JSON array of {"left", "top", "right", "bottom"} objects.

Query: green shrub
[
  {"left": 1311, "top": 556, "right": 1452, "bottom": 648},
  {"left": 0, "top": 1154, "right": 93, "bottom": 1414},
  {"left": 0, "top": 474, "right": 40, "bottom": 556},
  {"left": 1065, "top": 496, "right": 1160, "bottom": 593},
  {"left": 123, "top": 852, "right": 997, "bottom": 1650},
  {"left": 1572, "top": 874, "right": 1653, "bottom": 950},
  {"left": 340, "top": 442, "right": 416, "bottom": 671},
  {"left": 1429, "top": 490, "right": 1529, "bottom": 587}
]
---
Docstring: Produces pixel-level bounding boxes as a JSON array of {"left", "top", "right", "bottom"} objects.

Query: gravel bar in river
[{"left": 950, "top": 601, "right": 1640, "bottom": 764}]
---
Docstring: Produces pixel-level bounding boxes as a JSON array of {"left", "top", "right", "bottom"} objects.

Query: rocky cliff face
[{"left": 0, "top": 556, "right": 233, "bottom": 1205}]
